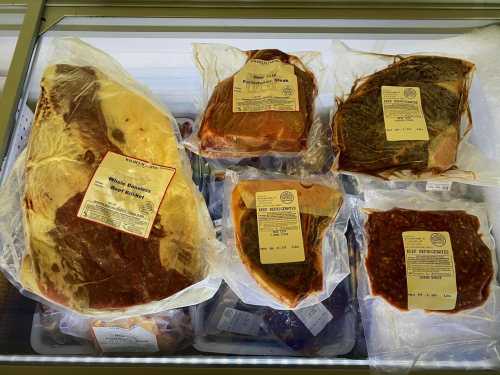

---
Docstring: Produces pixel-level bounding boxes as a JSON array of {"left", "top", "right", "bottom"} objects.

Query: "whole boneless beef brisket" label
[{"left": 77, "top": 152, "right": 175, "bottom": 239}]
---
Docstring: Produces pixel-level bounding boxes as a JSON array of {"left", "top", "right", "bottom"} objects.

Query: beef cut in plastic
[
  {"left": 365, "top": 208, "right": 493, "bottom": 313},
  {"left": 332, "top": 56, "right": 474, "bottom": 177},
  {"left": 198, "top": 49, "right": 317, "bottom": 157}
]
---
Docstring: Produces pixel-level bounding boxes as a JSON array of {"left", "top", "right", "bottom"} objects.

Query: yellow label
[
  {"left": 255, "top": 189, "right": 305, "bottom": 264},
  {"left": 77, "top": 152, "right": 175, "bottom": 239},
  {"left": 402, "top": 231, "right": 457, "bottom": 310},
  {"left": 382, "top": 86, "right": 429, "bottom": 141},
  {"left": 233, "top": 59, "right": 299, "bottom": 113}
]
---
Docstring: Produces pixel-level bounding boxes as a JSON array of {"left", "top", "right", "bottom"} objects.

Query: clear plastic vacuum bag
[
  {"left": 350, "top": 187, "right": 500, "bottom": 373},
  {"left": 185, "top": 43, "right": 330, "bottom": 170},
  {"left": 31, "top": 303, "right": 193, "bottom": 355},
  {"left": 221, "top": 167, "right": 350, "bottom": 310},
  {"left": 331, "top": 26, "right": 500, "bottom": 186},
  {"left": 0, "top": 37, "right": 221, "bottom": 319},
  {"left": 191, "top": 279, "right": 356, "bottom": 357}
]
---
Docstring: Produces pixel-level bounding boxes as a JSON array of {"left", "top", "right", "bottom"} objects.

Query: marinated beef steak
[
  {"left": 198, "top": 49, "right": 317, "bottom": 157},
  {"left": 365, "top": 208, "right": 493, "bottom": 313},
  {"left": 231, "top": 180, "right": 342, "bottom": 307},
  {"left": 23, "top": 64, "right": 209, "bottom": 313},
  {"left": 332, "top": 56, "right": 474, "bottom": 177}
]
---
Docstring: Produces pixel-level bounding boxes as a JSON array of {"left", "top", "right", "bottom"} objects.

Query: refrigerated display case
[
  {"left": 0, "top": 3, "right": 23, "bottom": 97},
  {"left": 1, "top": 1, "right": 500, "bottom": 374},
  {"left": 0, "top": 0, "right": 30, "bottom": 369}
]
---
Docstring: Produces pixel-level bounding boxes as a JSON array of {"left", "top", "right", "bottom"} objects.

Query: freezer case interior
[{"left": 1, "top": 16, "right": 500, "bottom": 372}]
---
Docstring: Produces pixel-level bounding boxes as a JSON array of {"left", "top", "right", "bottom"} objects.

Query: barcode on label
[
  {"left": 293, "top": 303, "right": 333, "bottom": 336},
  {"left": 217, "top": 308, "right": 262, "bottom": 336}
]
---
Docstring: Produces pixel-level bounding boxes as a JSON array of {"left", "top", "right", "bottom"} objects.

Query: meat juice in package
[{"left": 350, "top": 187, "right": 500, "bottom": 372}]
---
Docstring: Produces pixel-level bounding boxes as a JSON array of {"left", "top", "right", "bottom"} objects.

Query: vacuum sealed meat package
[
  {"left": 191, "top": 279, "right": 356, "bottom": 357},
  {"left": 0, "top": 38, "right": 221, "bottom": 318},
  {"left": 333, "top": 55, "right": 474, "bottom": 176},
  {"left": 31, "top": 304, "right": 193, "bottom": 355},
  {"left": 366, "top": 209, "right": 492, "bottom": 313},
  {"left": 222, "top": 168, "right": 350, "bottom": 309},
  {"left": 91, "top": 308, "right": 193, "bottom": 354},
  {"left": 351, "top": 188, "right": 500, "bottom": 372},
  {"left": 186, "top": 43, "right": 326, "bottom": 161},
  {"left": 31, "top": 304, "right": 96, "bottom": 355},
  {"left": 331, "top": 26, "right": 500, "bottom": 185},
  {"left": 263, "top": 275, "right": 356, "bottom": 356},
  {"left": 191, "top": 283, "right": 274, "bottom": 355}
]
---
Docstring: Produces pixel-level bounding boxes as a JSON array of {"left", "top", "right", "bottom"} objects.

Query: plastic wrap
[
  {"left": 191, "top": 280, "right": 356, "bottom": 357},
  {"left": 185, "top": 43, "right": 330, "bottom": 169},
  {"left": 263, "top": 276, "right": 356, "bottom": 356},
  {"left": 0, "top": 38, "right": 221, "bottom": 319},
  {"left": 331, "top": 26, "right": 500, "bottom": 185},
  {"left": 345, "top": 221, "right": 368, "bottom": 359},
  {"left": 351, "top": 188, "right": 500, "bottom": 373},
  {"left": 222, "top": 167, "right": 350, "bottom": 309},
  {"left": 91, "top": 309, "right": 193, "bottom": 354},
  {"left": 30, "top": 304, "right": 96, "bottom": 355},
  {"left": 31, "top": 304, "right": 193, "bottom": 355},
  {"left": 192, "top": 282, "right": 273, "bottom": 355}
]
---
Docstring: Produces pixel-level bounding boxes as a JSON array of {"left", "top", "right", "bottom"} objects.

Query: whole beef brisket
[{"left": 23, "top": 64, "right": 212, "bottom": 314}]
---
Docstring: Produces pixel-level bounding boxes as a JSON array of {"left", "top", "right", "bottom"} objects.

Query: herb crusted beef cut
[{"left": 332, "top": 55, "right": 475, "bottom": 178}]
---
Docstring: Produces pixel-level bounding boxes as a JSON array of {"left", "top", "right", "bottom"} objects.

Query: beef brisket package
[
  {"left": 31, "top": 303, "right": 193, "bottom": 355},
  {"left": 185, "top": 43, "right": 331, "bottom": 170},
  {"left": 0, "top": 38, "right": 222, "bottom": 319},
  {"left": 350, "top": 187, "right": 500, "bottom": 373},
  {"left": 191, "top": 280, "right": 356, "bottom": 357},
  {"left": 331, "top": 26, "right": 500, "bottom": 186},
  {"left": 221, "top": 167, "right": 350, "bottom": 310}
]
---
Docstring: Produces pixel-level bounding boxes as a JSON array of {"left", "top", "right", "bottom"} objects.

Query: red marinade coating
[
  {"left": 365, "top": 208, "right": 493, "bottom": 313},
  {"left": 197, "top": 49, "right": 317, "bottom": 156}
]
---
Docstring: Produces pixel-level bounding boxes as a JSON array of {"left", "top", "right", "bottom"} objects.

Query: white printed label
[
  {"left": 403, "top": 231, "right": 457, "bottom": 310},
  {"left": 426, "top": 181, "right": 452, "bottom": 192},
  {"left": 381, "top": 86, "right": 429, "bottom": 141},
  {"left": 293, "top": 303, "right": 333, "bottom": 336},
  {"left": 93, "top": 326, "right": 159, "bottom": 353},
  {"left": 233, "top": 59, "right": 299, "bottom": 113},
  {"left": 77, "top": 152, "right": 175, "bottom": 239},
  {"left": 255, "top": 189, "right": 305, "bottom": 264},
  {"left": 217, "top": 308, "right": 262, "bottom": 336}
]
